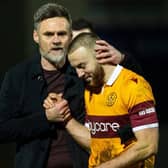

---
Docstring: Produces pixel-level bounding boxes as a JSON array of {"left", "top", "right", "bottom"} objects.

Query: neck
[{"left": 102, "top": 64, "right": 116, "bottom": 83}]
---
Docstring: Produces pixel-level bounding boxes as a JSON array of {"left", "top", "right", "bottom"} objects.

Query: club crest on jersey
[{"left": 105, "top": 92, "right": 117, "bottom": 106}]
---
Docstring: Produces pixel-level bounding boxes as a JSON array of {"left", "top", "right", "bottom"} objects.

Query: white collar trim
[{"left": 106, "top": 64, "right": 123, "bottom": 86}]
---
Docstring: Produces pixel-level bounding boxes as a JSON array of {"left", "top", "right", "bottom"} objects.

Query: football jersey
[{"left": 84, "top": 65, "right": 158, "bottom": 168}]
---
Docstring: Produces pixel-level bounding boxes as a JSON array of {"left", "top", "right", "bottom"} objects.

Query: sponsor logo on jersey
[
  {"left": 85, "top": 115, "right": 130, "bottom": 138},
  {"left": 86, "top": 121, "right": 120, "bottom": 135}
]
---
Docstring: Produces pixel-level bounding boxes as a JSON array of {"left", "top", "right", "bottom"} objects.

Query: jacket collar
[{"left": 29, "top": 51, "right": 43, "bottom": 80}]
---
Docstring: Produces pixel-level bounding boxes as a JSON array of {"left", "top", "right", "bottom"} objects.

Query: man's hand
[
  {"left": 95, "top": 40, "right": 124, "bottom": 65},
  {"left": 43, "top": 93, "right": 71, "bottom": 123}
]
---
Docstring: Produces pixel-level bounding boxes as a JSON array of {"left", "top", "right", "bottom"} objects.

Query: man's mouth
[
  {"left": 51, "top": 47, "right": 62, "bottom": 51},
  {"left": 49, "top": 47, "right": 63, "bottom": 55},
  {"left": 85, "top": 76, "right": 92, "bottom": 83}
]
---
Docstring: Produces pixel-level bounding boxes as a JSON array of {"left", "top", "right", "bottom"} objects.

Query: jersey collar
[{"left": 106, "top": 64, "right": 123, "bottom": 86}]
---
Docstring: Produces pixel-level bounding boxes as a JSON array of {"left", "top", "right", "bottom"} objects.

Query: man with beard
[
  {"left": 0, "top": 3, "right": 136, "bottom": 168},
  {"left": 72, "top": 18, "right": 144, "bottom": 76},
  {"left": 0, "top": 3, "right": 89, "bottom": 168},
  {"left": 44, "top": 32, "right": 159, "bottom": 168}
]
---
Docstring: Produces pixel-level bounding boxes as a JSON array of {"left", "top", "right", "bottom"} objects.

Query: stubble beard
[
  {"left": 85, "top": 65, "right": 105, "bottom": 94},
  {"left": 42, "top": 51, "right": 66, "bottom": 69}
]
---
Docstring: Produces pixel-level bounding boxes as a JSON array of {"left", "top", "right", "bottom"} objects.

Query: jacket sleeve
[
  {"left": 0, "top": 70, "right": 52, "bottom": 143},
  {"left": 63, "top": 73, "right": 86, "bottom": 124}
]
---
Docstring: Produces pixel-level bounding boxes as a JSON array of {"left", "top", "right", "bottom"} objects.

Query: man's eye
[
  {"left": 58, "top": 32, "right": 67, "bottom": 36},
  {"left": 44, "top": 32, "right": 53, "bottom": 36},
  {"left": 78, "top": 64, "right": 85, "bottom": 69}
]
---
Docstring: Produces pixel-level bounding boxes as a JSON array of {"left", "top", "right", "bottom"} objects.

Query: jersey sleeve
[{"left": 123, "top": 74, "right": 159, "bottom": 132}]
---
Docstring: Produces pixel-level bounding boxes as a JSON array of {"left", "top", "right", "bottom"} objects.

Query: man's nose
[
  {"left": 53, "top": 34, "right": 61, "bottom": 44},
  {"left": 77, "top": 69, "right": 85, "bottom": 78}
]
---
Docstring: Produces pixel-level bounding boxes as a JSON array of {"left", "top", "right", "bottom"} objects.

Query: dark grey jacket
[{"left": 0, "top": 53, "right": 89, "bottom": 168}]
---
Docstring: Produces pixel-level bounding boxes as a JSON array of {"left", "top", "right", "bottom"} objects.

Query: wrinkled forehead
[{"left": 37, "top": 17, "right": 71, "bottom": 31}]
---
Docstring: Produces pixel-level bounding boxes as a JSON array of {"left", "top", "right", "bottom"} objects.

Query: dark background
[{"left": 0, "top": 0, "right": 167, "bottom": 167}]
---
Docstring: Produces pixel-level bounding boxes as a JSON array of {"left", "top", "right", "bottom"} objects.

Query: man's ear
[
  {"left": 69, "top": 32, "right": 73, "bottom": 43},
  {"left": 33, "top": 30, "right": 39, "bottom": 43}
]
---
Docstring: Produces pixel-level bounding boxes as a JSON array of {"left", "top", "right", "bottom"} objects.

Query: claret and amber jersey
[{"left": 84, "top": 65, "right": 159, "bottom": 168}]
